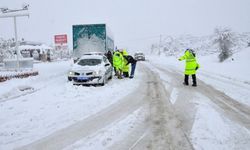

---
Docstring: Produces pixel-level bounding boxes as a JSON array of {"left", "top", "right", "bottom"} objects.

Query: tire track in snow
[
  {"left": 112, "top": 63, "right": 193, "bottom": 150},
  {"left": 145, "top": 62, "right": 198, "bottom": 137},
  {"left": 197, "top": 82, "right": 250, "bottom": 129},
  {"left": 154, "top": 64, "right": 250, "bottom": 130},
  {"left": 142, "top": 67, "right": 194, "bottom": 150}
]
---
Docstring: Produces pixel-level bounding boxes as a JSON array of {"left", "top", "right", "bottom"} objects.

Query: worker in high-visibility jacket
[
  {"left": 178, "top": 49, "right": 200, "bottom": 86},
  {"left": 113, "top": 50, "right": 124, "bottom": 79},
  {"left": 123, "top": 54, "right": 137, "bottom": 79},
  {"left": 121, "top": 49, "right": 130, "bottom": 78}
]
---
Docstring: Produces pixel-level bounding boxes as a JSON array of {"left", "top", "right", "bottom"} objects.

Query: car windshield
[{"left": 77, "top": 59, "right": 102, "bottom": 66}]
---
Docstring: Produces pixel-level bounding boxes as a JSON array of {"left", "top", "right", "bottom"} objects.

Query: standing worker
[
  {"left": 113, "top": 50, "right": 124, "bottom": 79},
  {"left": 178, "top": 48, "right": 200, "bottom": 86},
  {"left": 105, "top": 50, "right": 113, "bottom": 65},
  {"left": 47, "top": 49, "right": 51, "bottom": 62},
  {"left": 123, "top": 54, "right": 137, "bottom": 78},
  {"left": 121, "top": 49, "right": 130, "bottom": 78}
]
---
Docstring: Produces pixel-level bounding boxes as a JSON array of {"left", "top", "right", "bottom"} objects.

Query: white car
[
  {"left": 134, "top": 52, "right": 145, "bottom": 61},
  {"left": 68, "top": 54, "right": 113, "bottom": 86}
]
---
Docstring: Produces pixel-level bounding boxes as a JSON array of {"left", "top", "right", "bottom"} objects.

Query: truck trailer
[{"left": 72, "top": 24, "right": 114, "bottom": 60}]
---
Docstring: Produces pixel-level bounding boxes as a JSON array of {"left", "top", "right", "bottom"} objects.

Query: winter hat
[{"left": 186, "top": 48, "right": 196, "bottom": 57}]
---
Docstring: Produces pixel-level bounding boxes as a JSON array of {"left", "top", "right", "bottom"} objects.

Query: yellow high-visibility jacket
[
  {"left": 121, "top": 50, "right": 130, "bottom": 72},
  {"left": 113, "top": 51, "right": 124, "bottom": 70},
  {"left": 179, "top": 50, "right": 200, "bottom": 75}
]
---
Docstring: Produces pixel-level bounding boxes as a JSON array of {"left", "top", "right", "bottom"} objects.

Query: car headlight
[
  {"left": 68, "top": 71, "right": 74, "bottom": 75},
  {"left": 94, "top": 70, "right": 102, "bottom": 76}
]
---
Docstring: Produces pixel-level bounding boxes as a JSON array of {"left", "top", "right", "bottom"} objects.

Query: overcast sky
[{"left": 0, "top": 0, "right": 250, "bottom": 51}]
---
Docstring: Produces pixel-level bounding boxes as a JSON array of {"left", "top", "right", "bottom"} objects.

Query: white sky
[{"left": 0, "top": 0, "right": 250, "bottom": 51}]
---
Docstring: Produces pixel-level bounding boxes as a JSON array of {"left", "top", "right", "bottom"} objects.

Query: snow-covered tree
[
  {"left": 0, "top": 38, "right": 18, "bottom": 61},
  {"left": 150, "top": 36, "right": 180, "bottom": 56},
  {"left": 213, "top": 27, "right": 235, "bottom": 62}
]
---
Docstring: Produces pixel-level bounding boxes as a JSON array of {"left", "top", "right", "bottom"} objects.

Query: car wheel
[
  {"left": 108, "top": 72, "right": 113, "bottom": 80},
  {"left": 100, "top": 76, "right": 106, "bottom": 86}
]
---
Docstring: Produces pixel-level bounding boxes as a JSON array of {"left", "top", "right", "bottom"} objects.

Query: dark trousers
[
  {"left": 123, "top": 72, "right": 129, "bottom": 78},
  {"left": 130, "top": 63, "right": 136, "bottom": 77},
  {"left": 184, "top": 74, "right": 197, "bottom": 85}
]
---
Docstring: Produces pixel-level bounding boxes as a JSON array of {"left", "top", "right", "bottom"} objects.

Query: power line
[{"left": 118, "top": 34, "right": 169, "bottom": 43}]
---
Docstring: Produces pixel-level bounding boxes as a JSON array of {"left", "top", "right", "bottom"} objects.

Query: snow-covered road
[{"left": 1, "top": 56, "right": 250, "bottom": 150}]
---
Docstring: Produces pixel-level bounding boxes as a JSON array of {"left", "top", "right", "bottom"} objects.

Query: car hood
[{"left": 70, "top": 64, "right": 104, "bottom": 73}]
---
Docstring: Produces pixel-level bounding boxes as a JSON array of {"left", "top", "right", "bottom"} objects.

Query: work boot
[
  {"left": 117, "top": 74, "right": 123, "bottom": 79},
  {"left": 192, "top": 84, "right": 197, "bottom": 87},
  {"left": 183, "top": 82, "right": 189, "bottom": 86}
]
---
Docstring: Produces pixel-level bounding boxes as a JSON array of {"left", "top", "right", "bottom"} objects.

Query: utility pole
[
  {"left": 158, "top": 34, "right": 162, "bottom": 55},
  {"left": 0, "top": 4, "right": 29, "bottom": 70}
]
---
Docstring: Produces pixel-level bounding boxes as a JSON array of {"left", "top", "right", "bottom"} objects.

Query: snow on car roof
[
  {"left": 80, "top": 54, "right": 104, "bottom": 60},
  {"left": 82, "top": 52, "right": 104, "bottom": 55}
]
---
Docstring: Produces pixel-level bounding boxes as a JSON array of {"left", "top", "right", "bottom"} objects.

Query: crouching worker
[
  {"left": 123, "top": 54, "right": 137, "bottom": 79},
  {"left": 178, "top": 48, "right": 200, "bottom": 86},
  {"left": 113, "top": 50, "right": 124, "bottom": 79}
]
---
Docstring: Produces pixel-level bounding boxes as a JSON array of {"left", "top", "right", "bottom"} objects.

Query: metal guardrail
[{"left": 0, "top": 71, "right": 38, "bottom": 82}]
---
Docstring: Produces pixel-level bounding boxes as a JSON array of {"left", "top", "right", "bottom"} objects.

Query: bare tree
[{"left": 214, "top": 27, "right": 235, "bottom": 62}]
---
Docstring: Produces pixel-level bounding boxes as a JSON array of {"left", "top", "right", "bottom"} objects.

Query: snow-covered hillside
[{"left": 150, "top": 32, "right": 250, "bottom": 56}]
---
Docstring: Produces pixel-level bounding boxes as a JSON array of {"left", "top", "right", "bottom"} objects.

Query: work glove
[{"left": 195, "top": 66, "right": 199, "bottom": 70}]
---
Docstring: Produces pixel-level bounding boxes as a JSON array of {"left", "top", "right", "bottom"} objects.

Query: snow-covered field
[{"left": 1, "top": 47, "right": 250, "bottom": 149}]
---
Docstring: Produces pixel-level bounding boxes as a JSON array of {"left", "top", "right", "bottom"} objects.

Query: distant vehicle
[
  {"left": 68, "top": 54, "right": 112, "bottom": 86},
  {"left": 134, "top": 52, "right": 145, "bottom": 61},
  {"left": 72, "top": 24, "right": 114, "bottom": 62}
]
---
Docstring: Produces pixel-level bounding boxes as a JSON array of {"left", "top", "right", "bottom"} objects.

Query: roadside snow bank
[{"left": 199, "top": 47, "right": 250, "bottom": 84}]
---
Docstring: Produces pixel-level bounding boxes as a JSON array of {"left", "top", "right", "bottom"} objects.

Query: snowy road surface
[{"left": 1, "top": 58, "right": 250, "bottom": 150}]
